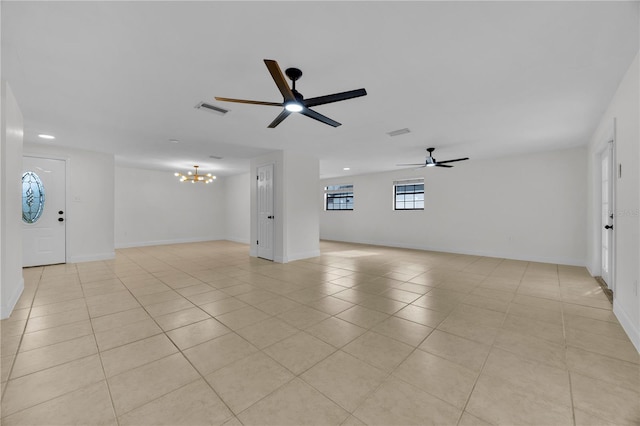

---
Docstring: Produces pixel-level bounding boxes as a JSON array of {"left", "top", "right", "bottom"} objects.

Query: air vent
[
  {"left": 209, "top": 155, "right": 223, "bottom": 160},
  {"left": 387, "top": 128, "right": 411, "bottom": 137},
  {"left": 195, "top": 102, "right": 229, "bottom": 115}
]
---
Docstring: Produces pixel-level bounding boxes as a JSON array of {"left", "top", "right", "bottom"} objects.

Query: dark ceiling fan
[
  {"left": 397, "top": 148, "right": 469, "bottom": 168},
  {"left": 215, "top": 59, "right": 367, "bottom": 128}
]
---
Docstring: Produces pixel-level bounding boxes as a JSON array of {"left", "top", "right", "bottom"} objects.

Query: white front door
[
  {"left": 257, "top": 163, "right": 274, "bottom": 261},
  {"left": 600, "top": 145, "right": 614, "bottom": 289},
  {"left": 22, "top": 156, "right": 66, "bottom": 267}
]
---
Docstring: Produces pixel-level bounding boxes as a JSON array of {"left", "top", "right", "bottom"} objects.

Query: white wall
[
  {"left": 250, "top": 150, "right": 320, "bottom": 263},
  {"left": 321, "top": 147, "right": 587, "bottom": 266},
  {"left": 1, "top": 82, "right": 24, "bottom": 318},
  {"left": 284, "top": 151, "right": 320, "bottom": 261},
  {"left": 114, "top": 166, "right": 226, "bottom": 248},
  {"left": 587, "top": 53, "right": 639, "bottom": 351},
  {"left": 224, "top": 172, "right": 250, "bottom": 244},
  {"left": 23, "top": 143, "right": 115, "bottom": 263}
]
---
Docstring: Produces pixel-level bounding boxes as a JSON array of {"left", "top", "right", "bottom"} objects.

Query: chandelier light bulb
[{"left": 174, "top": 165, "right": 216, "bottom": 185}]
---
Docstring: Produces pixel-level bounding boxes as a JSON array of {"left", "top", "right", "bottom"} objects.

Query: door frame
[
  {"left": 599, "top": 142, "right": 615, "bottom": 290},
  {"left": 595, "top": 120, "right": 616, "bottom": 292},
  {"left": 256, "top": 162, "right": 275, "bottom": 261},
  {"left": 23, "top": 154, "right": 70, "bottom": 265}
]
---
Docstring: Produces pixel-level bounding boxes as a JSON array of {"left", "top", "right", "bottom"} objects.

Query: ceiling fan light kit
[
  {"left": 215, "top": 59, "right": 367, "bottom": 128},
  {"left": 397, "top": 147, "right": 469, "bottom": 169},
  {"left": 284, "top": 101, "right": 303, "bottom": 112}
]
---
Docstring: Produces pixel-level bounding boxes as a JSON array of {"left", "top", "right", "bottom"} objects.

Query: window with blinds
[{"left": 394, "top": 178, "right": 424, "bottom": 210}]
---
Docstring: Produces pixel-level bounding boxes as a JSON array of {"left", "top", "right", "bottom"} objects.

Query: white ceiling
[{"left": 2, "top": 1, "right": 638, "bottom": 178}]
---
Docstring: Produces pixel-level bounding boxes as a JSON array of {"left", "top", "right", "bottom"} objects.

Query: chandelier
[{"left": 174, "top": 165, "right": 216, "bottom": 184}]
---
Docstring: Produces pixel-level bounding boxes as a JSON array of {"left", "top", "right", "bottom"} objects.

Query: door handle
[
  {"left": 267, "top": 215, "right": 274, "bottom": 219},
  {"left": 604, "top": 225, "right": 613, "bottom": 230},
  {"left": 58, "top": 218, "right": 64, "bottom": 222}
]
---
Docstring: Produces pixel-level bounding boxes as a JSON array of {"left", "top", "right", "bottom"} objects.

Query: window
[
  {"left": 22, "top": 171, "right": 46, "bottom": 223},
  {"left": 325, "top": 184, "right": 354, "bottom": 210},
  {"left": 394, "top": 179, "right": 424, "bottom": 210}
]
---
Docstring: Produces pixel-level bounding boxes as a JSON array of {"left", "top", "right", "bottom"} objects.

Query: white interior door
[
  {"left": 601, "top": 145, "right": 614, "bottom": 288},
  {"left": 257, "top": 164, "right": 274, "bottom": 261},
  {"left": 22, "top": 156, "right": 66, "bottom": 267}
]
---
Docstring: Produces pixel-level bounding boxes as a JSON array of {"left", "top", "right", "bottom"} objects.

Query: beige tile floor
[{"left": 1, "top": 240, "right": 639, "bottom": 425}]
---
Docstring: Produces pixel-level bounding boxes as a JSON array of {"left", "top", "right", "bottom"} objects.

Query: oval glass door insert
[{"left": 22, "top": 171, "right": 46, "bottom": 223}]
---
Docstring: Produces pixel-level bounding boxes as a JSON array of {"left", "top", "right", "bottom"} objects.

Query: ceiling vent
[
  {"left": 195, "top": 102, "right": 229, "bottom": 115},
  {"left": 387, "top": 128, "right": 411, "bottom": 137},
  {"left": 209, "top": 155, "right": 223, "bottom": 160}
]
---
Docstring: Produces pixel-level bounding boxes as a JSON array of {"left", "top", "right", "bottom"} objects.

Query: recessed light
[
  {"left": 343, "top": 167, "right": 350, "bottom": 171},
  {"left": 168, "top": 139, "right": 180, "bottom": 144},
  {"left": 38, "top": 134, "right": 55, "bottom": 140}
]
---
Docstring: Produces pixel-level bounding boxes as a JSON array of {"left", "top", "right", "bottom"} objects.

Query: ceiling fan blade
[
  {"left": 215, "top": 97, "right": 282, "bottom": 107},
  {"left": 300, "top": 108, "right": 341, "bottom": 127},
  {"left": 436, "top": 157, "right": 469, "bottom": 164},
  {"left": 396, "top": 163, "right": 426, "bottom": 166},
  {"left": 436, "top": 164, "right": 453, "bottom": 168},
  {"left": 304, "top": 88, "right": 367, "bottom": 108},
  {"left": 267, "top": 109, "right": 291, "bottom": 128},
  {"left": 264, "top": 59, "right": 295, "bottom": 102}
]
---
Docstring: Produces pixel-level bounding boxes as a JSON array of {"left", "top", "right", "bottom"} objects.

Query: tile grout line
[
  {"left": 155, "top": 264, "right": 414, "bottom": 422},
  {"left": 1, "top": 264, "right": 112, "bottom": 421},
  {"left": 340, "top": 320, "right": 442, "bottom": 424},
  {"left": 305, "top": 261, "right": 521, "bottom": 423},
  {"left": 453, "top": 259, "right": 528, "bottom": 426},
  {"left": 109, "top": 247, "right": 243, "bottom": 424},
  {"left": 0, "top": 265, "right": 44, "bottom": 406},
  {"left": 77, "top": 264, "right": 122, "bottom": 426},
  {"left": 300, "top": 270, "right": 478, "bottom": 425},
  {"left": 559, "top": 265, "right": 578, "bottom": 426}
]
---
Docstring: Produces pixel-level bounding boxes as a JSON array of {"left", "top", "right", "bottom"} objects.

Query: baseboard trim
[
  {"left": 320, "top": 237, "right": 586, "bottom": 267},
  {"left": 225, "top": 236, "right": 250, "bottom": 245},
  {"left": 613, "top": 300, "right": 640, "bottom": 353},
  {"left": 115, "top": 236, "right": 225, "bottom": 249},
  {"left": 1, "top": 277, "right": 24, "bottom": 319},
  {"left": 593, "top": 276, "right": 613, "bottom": 304},
  {"left": 284, "top": 249, "right": 321, "bottom": 263},
  {"left": 67, "top": 252, "right": 115, "bottom": 263},
  {"left": 265, "top": 250, "right": 321, "bottom": 264}
]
